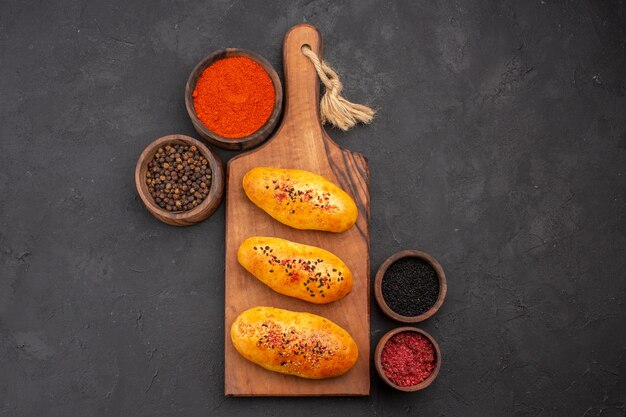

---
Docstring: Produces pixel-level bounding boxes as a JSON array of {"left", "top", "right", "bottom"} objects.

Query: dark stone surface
[{"left": 1, "top": 1, "right": 625, "bottom": 416}]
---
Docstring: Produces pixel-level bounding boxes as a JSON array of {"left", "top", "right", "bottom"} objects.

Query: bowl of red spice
[
  {"left": 375, "top": 327, "right": 441, "bottom": 391},
  {"left": 374, "top": 250, "right": 447, "bottom": 323},
  {"left": 185, "top": 48, "right": 283, "bottom": 151},
  {"left": 135, "top": 134, "right": 224, "bottom": 226}
]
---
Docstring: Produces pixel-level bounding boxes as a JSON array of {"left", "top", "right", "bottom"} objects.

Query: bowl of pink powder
[{"left": 374, "top": 327, "right": 441, "bottom": 391}]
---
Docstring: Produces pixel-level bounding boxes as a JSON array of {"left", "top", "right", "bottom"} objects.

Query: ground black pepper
[
  {"left": 381, "top": 257, "right": 439, "bottom": 317},
  {"left": 145, "top": 143, "right": 212, "bottom": 212}
]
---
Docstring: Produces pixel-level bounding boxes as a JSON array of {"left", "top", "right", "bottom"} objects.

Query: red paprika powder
[
  {"left": 192, "top": 56, "right": 275, "bottom": 139},
  {"left": 381, "top": 331, "right": 436, "bottom": 387}
]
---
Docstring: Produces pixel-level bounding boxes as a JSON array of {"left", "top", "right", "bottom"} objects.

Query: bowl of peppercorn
[
  {"left": 375, "top": 327, "right": 441, "bottom": 392},
  {"left": 185, "top": 48, "right": 283, "bottom": 151},
  {"left": 135, "top": 134, "right": 224, "bottom": 226},
  {"left": 374, "top": 250, "right": 447, "bottom": 323}
]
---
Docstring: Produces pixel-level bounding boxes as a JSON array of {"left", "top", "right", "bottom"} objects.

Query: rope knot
[
  {"left": 301, "top": 45, "right": 375, "bottom": 131},
  {"left": 326, "top": 75, "right": 342, "bottom": 95}
]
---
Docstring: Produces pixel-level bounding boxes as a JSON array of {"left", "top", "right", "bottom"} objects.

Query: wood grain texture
[{"left": 224, "top": 24, "right": 370, "bottom": 396}]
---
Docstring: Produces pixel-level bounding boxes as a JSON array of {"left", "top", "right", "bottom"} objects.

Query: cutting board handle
[{"left": 281, "top": 24, "right": 323, "bottom": 136}]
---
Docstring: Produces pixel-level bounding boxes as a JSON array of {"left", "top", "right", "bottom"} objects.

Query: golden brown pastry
[
  {"left": 242, "top": 167, "right": 358, "bottom": 233},
  {"left": 230, "top": 306, "right": 359, "bottom": 379},
  {"left": 238, "top": 236, "right": 353, "bottom": 304}
]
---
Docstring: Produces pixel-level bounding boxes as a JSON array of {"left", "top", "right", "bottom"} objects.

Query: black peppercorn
[{"left": 145, "top": 143, "right": 212, "bottom": 213}]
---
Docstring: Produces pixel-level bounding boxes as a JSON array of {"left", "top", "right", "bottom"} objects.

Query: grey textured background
[{"left": 1, "top": 1, "right": 625, "bottom": 416}]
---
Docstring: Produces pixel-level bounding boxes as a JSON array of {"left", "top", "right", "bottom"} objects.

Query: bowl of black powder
[{"left": 374, "top": 250, "right": 447, "bottom": 323}]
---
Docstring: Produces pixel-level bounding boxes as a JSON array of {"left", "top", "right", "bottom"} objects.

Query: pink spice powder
[{"left": 380, "top": 331, "right": 436, "bottom": 387}]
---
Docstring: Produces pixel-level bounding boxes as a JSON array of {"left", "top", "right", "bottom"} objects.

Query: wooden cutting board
[{"left": 224, "top": 24, "right": 370, "bottom": 396}]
